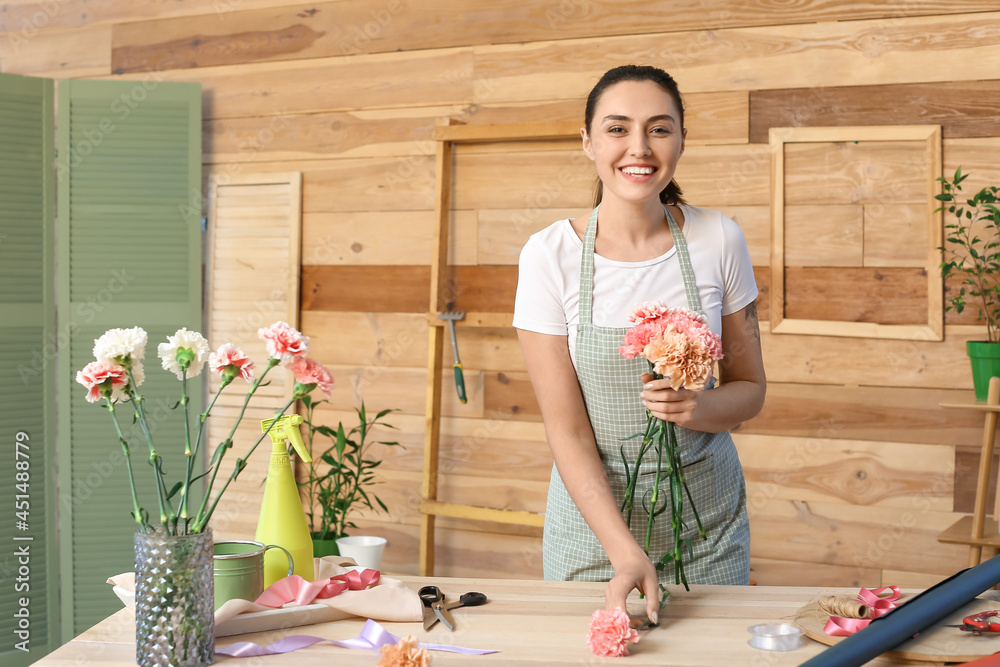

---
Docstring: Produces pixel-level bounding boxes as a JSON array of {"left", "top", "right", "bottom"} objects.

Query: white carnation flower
[
  {"left": 93, "top": 327, "right": 148, "bottom": 365},
  {"left": 157, "top": 328, "right": 210, "bottom": 380}
]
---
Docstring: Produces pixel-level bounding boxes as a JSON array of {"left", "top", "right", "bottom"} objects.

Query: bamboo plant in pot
[
  {"left": 938, "top": 167, "right": 1000, "bottom": 401},
  {"left": 297, "top": 395, "right": 400, "bottom": 558}
]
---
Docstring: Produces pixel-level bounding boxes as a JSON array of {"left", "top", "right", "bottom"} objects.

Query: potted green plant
[
  {"left": 938, "top": 167, "right": 1000, "bottom": 400},
  {"left": 296, "top": 395, "right": 400, "bottom": 557}
]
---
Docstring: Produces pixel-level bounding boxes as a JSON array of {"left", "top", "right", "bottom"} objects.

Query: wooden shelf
[
  {"left": 420, "top": 500, "right": 544, "bottom": 527},
  {"left": 939, "top": 403, "right": 1000, "bottom": 413},
  {"left": 938, "top": 516, "right": 1000, "bottom": 548},
  {"left": 936, "top": 377, "right": 1000, "bottom": 567}
]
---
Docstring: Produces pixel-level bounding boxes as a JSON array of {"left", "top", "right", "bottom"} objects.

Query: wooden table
[{"left": 29, "top": 577, "right": 914, "bottom": 666}]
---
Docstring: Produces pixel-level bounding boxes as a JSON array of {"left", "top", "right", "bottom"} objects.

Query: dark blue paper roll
[{"left": 800, "top": 555, "right": 1000, "bottom": 667}]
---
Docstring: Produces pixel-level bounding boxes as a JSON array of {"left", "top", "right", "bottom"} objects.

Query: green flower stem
[
  {"left": 192, "top": 395, "right": 296, "bottom": 532},
  {"left": 194, "top": 379, "right": 229, "bottom": 451},
  {"left": 678, "top": 446, "right": 706, "bottom": 538},
  {"left": 621, "top": 415, "right": 658, "bottom": 524},
  {"left": 643, "top": 422, "right": 666, "bottom": 555},
  {"left": 104, "top": 398, "right": 147, "bottom": 532},
  {"left": 667, "top": 425, "right": 685, "bottom": 587},
  {"left": 190, "top": 358, "right": 279, "bottom": 530},
  {"left": 190, "top": 376, "right": 230, "bottom": 473},
  {"left": 179, "top": 371, "right": 193, "bottom": 530},
  {"left": 127, "top": 369, "right": 176, "bottom": 534},
  {"left": 618, "top": 368, "right": 702, "bottom": 593},
  {"left": 302, "top": 400, "right": 320, "bottom": 535}
]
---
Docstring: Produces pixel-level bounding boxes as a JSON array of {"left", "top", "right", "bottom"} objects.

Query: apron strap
[
  {"left": 579, "top": 207, "right": 600, "bottom": 325},
  {"left": 579, "top": 205, "right": 703, "bottom": 325},
  {"left": 664, "top": 206, "right": 704, "bottom": 315}
]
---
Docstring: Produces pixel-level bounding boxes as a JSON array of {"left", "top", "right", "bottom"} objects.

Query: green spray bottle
[{"left": 256, "top": 414, "right": 315, "bottom": 586}]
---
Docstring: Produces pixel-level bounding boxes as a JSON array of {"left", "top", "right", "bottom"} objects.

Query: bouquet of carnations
[
  {"left": 618, "top": 301, "right": 723, "bottom": 590},
  {"left": 75, "top": 321, "right": 333, "bottom": 536}
]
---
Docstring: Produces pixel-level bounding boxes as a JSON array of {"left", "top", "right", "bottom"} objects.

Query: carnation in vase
[
  {"left": 209, "top": 343, "right": 255, "bottom": 383},
  {"left": 158, "top": 328, "right": 210, "bottom": 379},
  {"left": 93, "top": 326, "right": 148, "bottom": 366},
  {"left": 258, "top": 321, "right": 310, "bottom": 362}
]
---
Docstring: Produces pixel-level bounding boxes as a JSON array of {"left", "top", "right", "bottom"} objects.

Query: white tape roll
[{"left": 747, "top": 623, "right": 805, "bottom": 651}]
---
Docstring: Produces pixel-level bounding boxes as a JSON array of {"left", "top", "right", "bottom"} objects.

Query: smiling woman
[{"left": 513, "top": 65, "right": 767, "bottom": 625}]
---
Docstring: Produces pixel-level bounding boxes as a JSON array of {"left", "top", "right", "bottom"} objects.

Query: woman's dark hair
[{"left": 584, "top": 65, "right": 686, "bottom": 207}]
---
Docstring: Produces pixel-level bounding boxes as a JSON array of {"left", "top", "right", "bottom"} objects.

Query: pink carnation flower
[
  {"left": 288, "top": 357, "right": 333, "bottom": 396},
  {"left": 258, "top": 321, "right": 310, "bottom": 363},
  {"left": 209, "top": 343, "right": 255, "bottom": 382},
  {"left": 586, "top": 607, "right": 640, "bottom": 657},
  {"left": 618, "top": 321, "right": 664, "bottom": 359},
  {"left": 76, "top": 360, "right": 130, "bottom": 403},
  {"left": 627, "top": 301, "right": 671, "bottom": 324}
]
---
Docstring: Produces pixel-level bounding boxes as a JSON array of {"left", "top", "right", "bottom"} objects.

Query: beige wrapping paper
[{"left": 108, "top": 556, "right": 424, "bottom": 634}]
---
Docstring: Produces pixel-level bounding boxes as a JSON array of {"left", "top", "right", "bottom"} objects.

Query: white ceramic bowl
[{"left": 335, "top": 536, "right": 387, "bottom": 571}]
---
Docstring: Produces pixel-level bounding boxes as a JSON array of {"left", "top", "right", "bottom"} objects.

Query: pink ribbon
[
  {"left": 215, "top": 618, "right": 499, "bottom": 657},
  {"left": 824, "top": 586, "right": 902, "bottom": 637},
  {"left": 254, "top": 569, "right": 381, "bottom": 608}
]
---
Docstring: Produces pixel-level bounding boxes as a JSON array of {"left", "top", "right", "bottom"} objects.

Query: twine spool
[{"left": 818, "top": 595, "right": 870, "bottom": 619}]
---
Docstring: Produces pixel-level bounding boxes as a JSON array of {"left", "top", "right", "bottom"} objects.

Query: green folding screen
[
  {"left": 0, "top": 72, "right": 59, "bottom": 667},
  {"left": 0, "top": 72, "right": 202, "bottom": 659},
  {"left": 56, "top": 77, "right": 203, "bottom": 638}
]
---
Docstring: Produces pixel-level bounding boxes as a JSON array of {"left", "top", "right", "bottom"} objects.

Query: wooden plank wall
[{"left": 7, "top": 0, "right": 1000, "bottom": 587}]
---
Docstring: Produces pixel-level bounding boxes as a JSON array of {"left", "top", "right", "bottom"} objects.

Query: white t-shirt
[{"left": 512, "top": 205, "right": 758, "bottom": 364}]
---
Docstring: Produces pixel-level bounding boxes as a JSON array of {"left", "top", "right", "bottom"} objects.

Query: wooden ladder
[
  {"left": 418, "top": 119, "right": 580, "bottom": 576},
  {"left": 937, "top": 376, "right": 1000, "bottom": 566}
]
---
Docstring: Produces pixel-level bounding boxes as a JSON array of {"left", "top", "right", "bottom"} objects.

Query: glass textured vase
[{"left": 134, "top": 527, "right": 215, "bottom": 667}]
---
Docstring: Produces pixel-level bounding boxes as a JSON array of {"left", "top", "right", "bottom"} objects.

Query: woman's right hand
[{"left": 605, "top": 548, "right": 661, "bottom": 625}]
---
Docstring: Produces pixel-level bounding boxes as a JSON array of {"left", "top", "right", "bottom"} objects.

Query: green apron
[{"left": 542, "top": 205, "right": 751, "bottom": 585}]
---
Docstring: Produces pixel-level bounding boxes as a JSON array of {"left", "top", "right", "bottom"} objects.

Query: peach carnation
[
  {"left": 586, "top": 607, "right": 640, "bottom": 657},
  {"left": 209, "top": 343, "right": 255, "bottom": 383},
  {"left": 258, "top": 321, "right": 309, "bottom": 363},
  {"left": 288, "top": 357, "right": 333, "bottom": 397},
  {"left": 643, "top": 326, "right": 716, "bottom": 391},
  {"left": 377, "top": 635, "right": 431, "bottom": 667},
  {"left": 76, "top": 360, "right": 130, "bottom": 403}
]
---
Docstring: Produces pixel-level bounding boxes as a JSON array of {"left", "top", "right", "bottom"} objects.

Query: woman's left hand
[{"left": 639, "top": 373, "right": 700, "bottom": 426}]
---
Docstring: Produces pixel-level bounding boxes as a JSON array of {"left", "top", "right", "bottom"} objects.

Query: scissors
[
  {"left": 946, "top": 610, "right": 1000, "bottom": 635},
  {"left": 419, "top": 585, "right": 487, "bottom": 631}
]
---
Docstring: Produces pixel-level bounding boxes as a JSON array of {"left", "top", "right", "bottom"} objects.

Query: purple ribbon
[{"left": 216, "top": 619, "right": 499, "bottom": 658}]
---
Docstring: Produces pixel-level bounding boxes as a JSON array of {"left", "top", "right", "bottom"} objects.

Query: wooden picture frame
[{"left": 769, "top": 125, "right": 943, "bottom": 341}]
